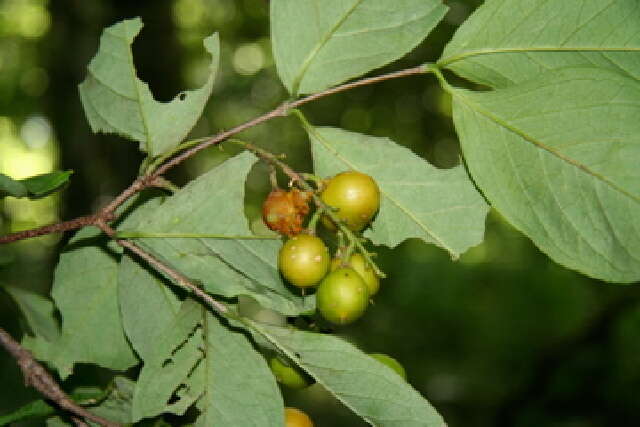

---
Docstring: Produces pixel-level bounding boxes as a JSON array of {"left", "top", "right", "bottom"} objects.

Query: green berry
[
  {"left": 278, "top": 234, "right": 330, "bottom": 287},
  {"left": 331, "top": 253, "right": 380, "bottom": 296},
  {"left": 370, "top": 353, "right": 407, "bottom": 380},
  {"left": 316, "top": 267, "right": 369, "bottom": 325},
  {"left": 270, "top": 357, "right": 313, "bottom": 389}
]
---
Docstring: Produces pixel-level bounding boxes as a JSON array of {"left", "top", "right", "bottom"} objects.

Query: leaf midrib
[
  {"left": 252, "top": 324, "right": 445, "bottom": 426},
  {"left": 451, "top": 89, "right": 640, "bottom": 205},
  {"left": 107, "top": 24, "right": 154, "bottom": 154},
  {"left": 438, "top": 46, "right": 640, "bottom": 69},
  {"left": 290, "top": 0, "right": 364, "bottom": 95},
  {"left": 309, "top": 128, "right": 456, "bottom": 256}
]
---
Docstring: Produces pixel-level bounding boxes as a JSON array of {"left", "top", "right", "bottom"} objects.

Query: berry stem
[
  {"left": 300, "top": 173, "right": 324, "bottom": 189},
  {"left": 343, "top": 240, "right": 356, "bottom": 266},
  {"left": 235, "top": 137, "right": 386, "bottom": 278},
  {"left": 268, "top": 164, "right": 279, "bottom": 189},
  {"left": 287, "top": 109, "right": 386, "bottom": 278},
  {"left": 306, "top": 208, "right": 322, "bottom": 235}
]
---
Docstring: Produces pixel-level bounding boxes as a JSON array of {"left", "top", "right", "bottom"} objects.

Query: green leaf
[
  {"left": 0, "top": 387, "right": 107, "bottom": 426},
  {"left": 44, "top": 379, "right": 133, "bottom": 426},
  {"left": 46, "top": 417, "right": 70, "bottom": 427},
  {"left": 0, "top": 173, "right": 27, "bottom": 198},
  {"left": 271, "top": 0, "right": 448, "bottom": 96},
  {"left": 118, "top": 253, "right": 181, "bottom": 360},
  {"left": 20, "top": 170, "right": 73, "bottom": 198},
  {"left": 450, "top": 67, "right": 640, "bottom": 283},
  {"left": 4, "top": 286, "right": 59, "bottom": 342},
  {"left": 0, "top": 399, "right": 55, "bottom": 425},
  {"left": 255, "top": 323, "right": 445, "bottom": 427},
  {"left": 115, "top": 197, "right": 183, "bottom": 361},
  {"left": 119, "top": 151, "right": 313, "bottom": 315},
  {"left": 194, "top": 313, "right": 283, "bottom": 427},
  {"left": 47, "top": 416, "right": 73, "bottom": 427},
  {"left": 165, "top": 362, "right": 205, "bottom": 416},
  {"left": 88, "top": 377, "right": 136, "bottom": 425},
  {"left": 131, "top": 299, "right": 203, "bottom": 421},
  {"left": 78, "top": 18, "right": 220, "bottom": 157},
  {"left": 439, "top": 0, "right": 640, "bottom": 88},
  {"left": 25, "top": 226, "right": 137, "bottom": 379},
  {"left": 309, "top": 126, "right": 488, "bottom": 258},
  {"left": 0, "top": 171, "right": 72, "bottom": 199}
]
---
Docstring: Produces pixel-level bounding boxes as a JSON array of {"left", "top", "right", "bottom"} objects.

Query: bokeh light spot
[
  {"left": 20, "top": 114, "right": 51, "bottom": 149},
  {"left": 1, "top": 1, "right": 51, "bottom": 39},
  {"left": 232, "top": 42, "right": 265, "bottom": 76},
  {"left": 173, "top": 0, "right": 206, "bottom": 29}
]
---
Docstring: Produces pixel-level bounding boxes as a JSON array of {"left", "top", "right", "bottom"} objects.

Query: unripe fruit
[
  {"left": 369, "top": 353, "right": 407, "bottom": 380},
  {"left": 262, "top": 188, "right": 311, "bottom": 236},
  {"left": 269, "top": 357, "right": 313, "bottom": 389},
  {"left": 316, "top": 268, "right": 369, "bottom": 325},
  {"left": 285, "top": 407, "right": 314, "bottom": 427},
  {"left": 331, "top": 253, "right": 380, "bottom": 296},
  {"left": 320, "top": 171, "right": 380, "bottom": 232},
  {"left": 278, "top": 234, "right": 330, "bottom": 287}
]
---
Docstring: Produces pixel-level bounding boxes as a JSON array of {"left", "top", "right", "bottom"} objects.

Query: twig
[
  {"left": 0, "top": 214, "right": 108, "bottom": 245},
  {"left": 288, "top": 65, "right": 426, "bottom": 110},
  {"left": 0, "top": 327, "right": 121, "bottom": 427},
  {"left": 0, "top": 65, "right": 428, "bottom": 246},
  {"left": 72, "top": 417, "right": 90, "bottom": 427},
  {"left": 150, "top": 65, "right": 427, "bottom": 178},
  {"left": 95, "top": 221, "right": 229, "bottom": 316}
]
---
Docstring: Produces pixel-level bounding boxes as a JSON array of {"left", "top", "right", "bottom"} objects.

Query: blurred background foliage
[{"left": 1, "top": 1, "right": 640, "bottom": 426}]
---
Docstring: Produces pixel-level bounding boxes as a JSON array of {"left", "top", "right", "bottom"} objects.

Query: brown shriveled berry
[{"left": 262, "top": 188, "right": 311, "bottom": 236}]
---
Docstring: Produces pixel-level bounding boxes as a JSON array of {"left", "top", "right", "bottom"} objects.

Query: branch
[
  {"left": 0, "top": 65, "right": 428, "bottom": 245},
  {"left": 95, "top": 221, "right": 229, "bottom": 316},
  {"left": 0, "top": 327, "right": 121, "bottom": 427},
  {"left": 0, "top": 214, "right": 108, "bottom": 245},
  {"left": 150, "top": 65, "right": 427, "bottom": 178}
]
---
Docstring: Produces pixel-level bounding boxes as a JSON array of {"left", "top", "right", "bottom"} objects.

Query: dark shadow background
[{"left": 1, "top": 1, "right": 640, "bottom": 426}]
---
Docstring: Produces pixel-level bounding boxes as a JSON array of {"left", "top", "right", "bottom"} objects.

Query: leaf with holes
[
  {"left": 78, "top": 17, "right": 220, "bottom": 157},
  {"left": 194, "top": 313, "right": 283, "bottom": 427},
  {"left": 309, "top": 126, "right": 488, "bottom": 258},
  {"left": 271, "top": 0, "right": 448, "bottom": 96},
  {"left": 451, "top": 67, "right": 640, "bottom": 283},
  {"left": 439, "top": 0, "right": 640, "bottom": 88},
  {"left": 131, "top": 299, "right": 204, "bottom": 421}
]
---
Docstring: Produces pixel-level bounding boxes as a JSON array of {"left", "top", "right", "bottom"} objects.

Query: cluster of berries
[{"left": 263, "top": 171, "right": 381, "bottom": 325}]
